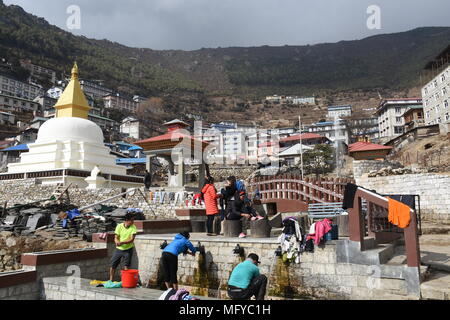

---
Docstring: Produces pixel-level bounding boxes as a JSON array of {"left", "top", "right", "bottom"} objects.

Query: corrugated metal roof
[
  {"left": 280, "top": 133, "right": 325, "bottom": 142},
  {"left": 348, "top": 141, "right": 392, "bottom": 152},
  {"left": 1, "top": 144, "right": 29, "bottom": 152},
  {"left": 116, "top": 157, "right": 146, "bottom": 164}
]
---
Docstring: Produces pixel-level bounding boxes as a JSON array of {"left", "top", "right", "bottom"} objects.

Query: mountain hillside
[{"left": 0, "top": 1, "right": 449, "bottom": 98}]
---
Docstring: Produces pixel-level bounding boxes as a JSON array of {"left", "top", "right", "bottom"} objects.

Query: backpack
[{"left": 236, "top": 179, "right": 246, "bottom": 192}]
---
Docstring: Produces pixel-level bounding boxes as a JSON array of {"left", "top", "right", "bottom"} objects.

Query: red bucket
[{"left": 121, "top": 269, "right": 139, "bottom": 288}]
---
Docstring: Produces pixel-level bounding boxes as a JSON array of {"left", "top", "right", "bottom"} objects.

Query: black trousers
[
  {"left": 206, "top": 214, "right": 216, "bottom": 233},
  {"left": 228, "top": 275, "right": 268, "bottom": 300},
  {"left": 161, "top": 252, "right": 178, "bottom": 284}
]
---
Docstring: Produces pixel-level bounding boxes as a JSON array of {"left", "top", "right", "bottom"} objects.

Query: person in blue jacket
[{"left": 161, "top": 231, "right": 197, "bottom": 290}]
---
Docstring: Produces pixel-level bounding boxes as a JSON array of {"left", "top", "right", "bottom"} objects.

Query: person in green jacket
[
  {"left": 227, "top": 253, "right": 267, "bottom": 300},
  {"left": 109, "top": 213, "right": 137, "bottom": 281}
]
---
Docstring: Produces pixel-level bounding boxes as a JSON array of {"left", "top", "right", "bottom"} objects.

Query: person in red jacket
[{"left": 201, "top": 176, "right": 221, "bottom": 236}]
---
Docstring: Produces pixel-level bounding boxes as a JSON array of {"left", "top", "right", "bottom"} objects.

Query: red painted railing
[
  {"left": 248, "top": 174, "right": 420, "bottom": 268},
  {"left": 248, "top": 174, "right": 353, "bottom": 204},
  {"left": 348, "top": 188, "right": 420, "bottom": 267}
]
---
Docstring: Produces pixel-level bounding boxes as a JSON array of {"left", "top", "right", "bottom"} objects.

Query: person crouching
[{"left": 227, "top": 253, "right": 267, "bottom": 300}]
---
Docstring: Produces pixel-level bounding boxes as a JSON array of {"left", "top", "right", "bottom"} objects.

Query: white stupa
[{"left": 8, "top": 63, "right": 136, "bottom": 188}]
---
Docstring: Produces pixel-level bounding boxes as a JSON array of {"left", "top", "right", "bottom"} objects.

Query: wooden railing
[
  {"left": 248, "top": 174, "right": 353, "bottom": 204},
  {"left": 348, "top": 187, "right": 420, "bottom": 267}
]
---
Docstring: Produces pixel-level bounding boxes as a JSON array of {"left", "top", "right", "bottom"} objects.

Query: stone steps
[
  {"left": 421, "top": 271, "right": 450, "bottom": 300},
  {"left": 420, "top": 221, "right": 450, "bottom": 235},
  {"left": 419, "top": 234, "right": 450, "bottom": 246},
  {"left": 336, "top": 239, "right": 396, "bottom": 265}
]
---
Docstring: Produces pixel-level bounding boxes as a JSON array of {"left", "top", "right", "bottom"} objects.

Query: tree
[{"left": 301, "top": 144, "right": 334, "bottom": 178}]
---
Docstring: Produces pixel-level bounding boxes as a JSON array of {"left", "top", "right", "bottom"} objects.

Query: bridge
[
  {"left": 248, "top": 173, "right": 420, "bottom": 268},
  {"left": 248, "top": 174, "right": 353, "bottom": 213}
]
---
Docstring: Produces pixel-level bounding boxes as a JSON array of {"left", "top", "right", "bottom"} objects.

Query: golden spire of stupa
[
  {"left": 55, "top": 62, "right": 90, "bottom": 119},
  {"left": 71, "top": 62, "right": 79, "bottom": 80}
]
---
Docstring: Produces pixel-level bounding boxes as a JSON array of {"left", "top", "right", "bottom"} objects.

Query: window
[
  {"left": 395, "top": 107, "right": 401, "bottom": 114},
  {"left": 394, "top": 126, "right": 404, "bottom": 134},
  {"left": 396, "top": 117, "right": 402, "bottom": 123},
  {"left": 437, "top": 117, "right": 442, "bottom": 123},
  {"left": 445, "top": 113, "right": 449, "bottom": 121},
  {"left": 445, "top": 100, "right": 449, "bottom": 108},
  {"left": 444, "top": 87, "right": 448, "bottom": 96},
  {"left": 436, "top": 105, "right": 440, "bottom": 112}
]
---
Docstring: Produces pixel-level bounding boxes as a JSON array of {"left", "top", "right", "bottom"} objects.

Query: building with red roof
[
  {"left": 134, "top": 119, "right": 209, "bottom": 190},
  {"left": 348, "top": 141, "right": 393, "bottom": 160},
  {"left": 280, "top": 132, "right": 329, "bottom": 148}
]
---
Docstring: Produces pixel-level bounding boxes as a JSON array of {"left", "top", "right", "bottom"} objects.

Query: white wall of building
[{"left": 422, "top": 66, "right": 450, "bottom": 125}]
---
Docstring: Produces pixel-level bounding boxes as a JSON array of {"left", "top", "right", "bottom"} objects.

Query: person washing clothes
[
  {"left": 109, "top": 213, "right": 137, "bottom": 281},
  {"left": 201, "top": 176, "right": 221, "bottom": 236},
  {"left": 161, "top": 232, "right": 197, "bottom": 290},
  {"left": 227, "top": 253, "right": 267, "bottom": 300}
]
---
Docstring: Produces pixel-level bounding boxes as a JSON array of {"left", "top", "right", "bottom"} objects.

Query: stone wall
[
  {"left": 132, "top": 235, "right": 417, "bottom": 300},
  {"left": 357, "top": 173, "right": 450, "bottom": 222},
  {"left": 20, "top": 248, "right": 111, "bottom": 284},
  {"left": 0, "top": 282, "right": 39, "bottom": 300},
  {"left": 0, "top": 271, "right": 39, "bottom": 300},
  {"left": 0, "top": 233, "right": 420, "bottom": 300},
  {"left": 0, "top": 232, "right": 88, "bottom": 272},
  {"left": 41, "top": 277, "right": 132, "bottom": 300},
  {"left": 0, "top": 248, "right": 111, "bottom": 300},
  {"left": 353, "top": 160, "right": 402, "bottom": 179}
]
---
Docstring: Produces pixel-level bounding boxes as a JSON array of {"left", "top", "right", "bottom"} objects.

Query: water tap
[
  {"left": 160, "top": 240, "right": 168, "bottom": 250},
  {"left": 275, "top": 246, "right": 282, "bottom": 257},
  {"left": 233, "top": 244, "right": 244, "bottom": 256},
  {"left": 196, "top": 241, "right": 206, "bottom": 255}
]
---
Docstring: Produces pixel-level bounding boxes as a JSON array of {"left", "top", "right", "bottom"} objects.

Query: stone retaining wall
[
  {"left": 357, "top": 173, "right": 450, "bottom": 222},
  {"left": 20, "top": 248, "right": 112, "bottom": 285},
  {"left": 0, "top": 232, "right": 88, "bottom": 273},
  {"left": 0, "top": 271, "right": 39, "bottom": 300},
  {"left": 353, "top": 160, "right": 402, "bottom": 179},
  {"left": 41, "top": 277, "right": 132, "bottom": 300},
  {"left": 133, "top": 235, "right": 418, "bottom": 300},
  {"left": 0, "top": 248, "right": 111, "bottom": 300}
]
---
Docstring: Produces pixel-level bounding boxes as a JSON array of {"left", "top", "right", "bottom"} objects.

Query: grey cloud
[{"left": 4, "top": 0, "right": 450, "bottom": 50}]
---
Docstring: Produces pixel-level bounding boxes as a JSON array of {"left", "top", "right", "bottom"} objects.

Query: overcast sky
[{"left": 4, "top": 0, "right": 450, "bottom": 50}]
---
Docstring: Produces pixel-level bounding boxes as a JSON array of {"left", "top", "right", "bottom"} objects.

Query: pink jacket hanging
[{"left": 312, "top": 218, "right": 332, "bottom": 245}]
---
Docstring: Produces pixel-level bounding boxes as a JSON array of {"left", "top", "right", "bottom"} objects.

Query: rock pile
[
  {"left": 0, "top": 231, "right": 88, "bottom": 272},
  {"left": 367, "top": 166, "right": 417, "bottom": 177},
  {"left": 0, "top": 203, "right": 145, "bottom": 241}
]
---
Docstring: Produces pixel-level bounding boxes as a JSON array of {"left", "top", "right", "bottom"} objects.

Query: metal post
[{"left": 299, "top": 115, "right": 304, "bottom": 180}]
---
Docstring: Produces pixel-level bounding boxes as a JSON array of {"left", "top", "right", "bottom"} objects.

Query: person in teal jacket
[
  {"left": 161, "top": 232, "right": 197, "bottom": 290},
  {"left": 227, "top": 253, "right": 267, "bottom": 300}
]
